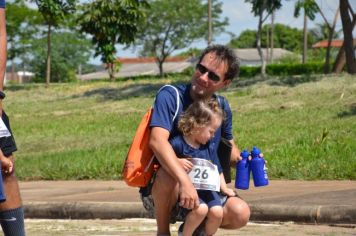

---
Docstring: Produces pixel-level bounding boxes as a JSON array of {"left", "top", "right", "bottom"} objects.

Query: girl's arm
[{"left": 220, "top": 173, "right": 235, "bottom": 197}]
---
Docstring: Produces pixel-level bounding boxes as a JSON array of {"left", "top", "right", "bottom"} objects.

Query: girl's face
[{"left": 192, "top": 115, "right": 222, "bottom": 145}]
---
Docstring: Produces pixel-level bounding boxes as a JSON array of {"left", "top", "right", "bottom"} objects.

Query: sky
[{"left": 88, "top": 0, "right": 354, "bottom": 64}]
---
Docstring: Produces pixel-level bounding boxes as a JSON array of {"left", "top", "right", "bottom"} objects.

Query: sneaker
[
  {"left": 178, "top": 222, "right": 184, "bottom": 236},
  {"left": 193, "top": 221, "right": 206, "bottom": 236}
]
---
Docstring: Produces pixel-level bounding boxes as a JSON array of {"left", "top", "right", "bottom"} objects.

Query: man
[
  {"left": 141, "top": 45, "right": 250, "bottom": 235},
  {"left": 0, "top": 1, "right": 26, "bottom": 235}
]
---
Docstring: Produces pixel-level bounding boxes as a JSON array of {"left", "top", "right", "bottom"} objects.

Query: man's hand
[
  {"left": 1, "top": 157, "right": 13, "bottom": 174},
  {"left": 178, "top": 180, "right": 200, "bottom": 209}
]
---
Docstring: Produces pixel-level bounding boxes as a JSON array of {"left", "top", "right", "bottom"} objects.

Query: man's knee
[{"left": 221, "top": 197, "right": 250, "bottom": 229}]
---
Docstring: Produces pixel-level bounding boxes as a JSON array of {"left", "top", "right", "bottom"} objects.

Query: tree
[
  {"left": 294, "top": 0, "right": 319, "bottom": 64},
  {"left": 30, "top": 31, "right": 92, "bottom": 83},
  {"left": 229, "top": 24, "right": 308, "bottom": 53},
  {"left": 134, "top": 0, "right": 228, "bottom": 77},
  {"left": 78, "top": 0, "right": 148, "bottom": 81},
  {"left": 33, "top": 0, "right": 77, "bottom": 87},
  {"left": 245, "top": 0, "right": 282, "bottom": 77},
  {"left": 317, "top": 4, "right": 340, "bottom": 74},
  {"left": 339, "top": 0, "right": 356, "bottom": 74},
  {"left": 6, "top": 0, "right": 41, "bottom": 80},
  {"left": 332, "top": 14, "right": 355, "bottom": 73}
]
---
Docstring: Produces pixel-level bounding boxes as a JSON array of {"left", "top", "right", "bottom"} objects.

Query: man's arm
[
  {"left": 229, "top": 139, "right": 241, "bottom": 166},
  {"left": 149, "top": 126, "right": 199, "bottom": 209}
]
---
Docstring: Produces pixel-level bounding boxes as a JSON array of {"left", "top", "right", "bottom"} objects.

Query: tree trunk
[
  {"left": 208, "top": 0, "right": 212, "bottom": 46},
  {"left": 340, "top": 0, "right": 356, "bottom": 74},
  {"left": 108, "top": 63, "right": 114, "bottom": 81},
  {"left": 332, "top": 16, "right": 355, "bottom": 73},
  {"left": 158, "top": 60, "right": 164, "bottom": 78},
  {"left": 332, "top": 45, "right": 346, "bottom": 73},
  {"left": 46, "top": 24, "right": 51, "bottom": 88},
  {"left": 270, "top": 10, "right": 274, "bottom": 63},
  {"left": 266, "top": 24, "right": 269, "bottom": 63},
  {"left": 11, "top": 61, "right": 15, "bottom": 83},
  {"left": 324, "top": 8, "right": 339, "bottom": 74},
  {"left": 257, "top": 4, "right": 266, "bottom": 77},
  {"left": 303, "top": 10, "right": 308, "bottom": 64}
]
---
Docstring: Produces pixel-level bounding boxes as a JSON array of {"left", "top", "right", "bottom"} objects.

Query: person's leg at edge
[
  {"left": 152, "top": 168, "right": 179, "bottom": 236},
  {"left": 220, "top": 196, "right": 250, "bottom": 229},
  {"left": 182, "top": 204, "right": 207, "bottom": 236},
  {"left": 0, "top": 156, "right": 25, "bottom": 236}
]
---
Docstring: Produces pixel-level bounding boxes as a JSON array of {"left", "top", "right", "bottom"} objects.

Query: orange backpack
[{"left": 122, "top": 85, "right": 180, "bottom": 187}]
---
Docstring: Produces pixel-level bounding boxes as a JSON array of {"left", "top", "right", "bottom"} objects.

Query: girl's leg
[
  {"left": 183, "top": 204, "right": 208, "bottom": 236},
  {"left": 204, "top": 206, "right": 223, "bottom": 236}
]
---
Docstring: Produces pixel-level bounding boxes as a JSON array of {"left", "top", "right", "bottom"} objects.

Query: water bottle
[
  {"left": 0, "top": 163, "right": 6, "bottom": 202},
  {"left": 235, "top": 150, "right": 250, "bottom": 190},
  {"left": 250, "top": 146, "right": 269, "bottom": 187}
]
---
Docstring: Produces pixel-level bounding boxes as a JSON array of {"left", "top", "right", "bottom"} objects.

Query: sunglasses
[{"left": 196, "top": 63, "right": 221, "bottom": 82}]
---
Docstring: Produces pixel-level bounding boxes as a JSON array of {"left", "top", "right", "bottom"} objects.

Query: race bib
[
  {"left": 188, "top": 158, "right": 220, "bottom": 192},
  {"left": 0, "top": 118, "right": 11, "bottom": 138}
]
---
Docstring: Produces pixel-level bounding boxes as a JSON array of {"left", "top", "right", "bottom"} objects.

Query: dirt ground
[{"left": 23, "top": 218, "right": 356, "bottom": 236}]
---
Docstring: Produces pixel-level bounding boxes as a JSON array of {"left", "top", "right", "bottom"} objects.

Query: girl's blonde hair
[{"left": 178, "top": 99, "right": 224, "bottom": 136}]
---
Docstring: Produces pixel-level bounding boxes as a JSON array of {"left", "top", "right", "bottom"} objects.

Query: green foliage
[
  {"left": 229, "top": 30, "right": 257, "bottom": 48},
  {"left": 34, "top": 0, "right": 77, "bottom": 27},
  {"left": 239, "top": 66, "right": 260, "bottom": 78},
  {"left": 78, "top": 0, "right": 148, "bottom": 80},
  {"left": 229, "top": 23, "right": 317, "bottom": 53},
  {"left": 134, "top": 0, "right": 228, "bottom": 76},
  {"left": 29, "top": 31, "right": 92, "bottom": 82},
  {"left": 265, "top": 62, "right": 324, "bottom": 75},
  {"left": 6, "top": 0, "right": 42, "bottom": 63},
  {"left": 8, "top": 75, "right": 355, "bottom": 180},
  {"left": 245, "top": 0, "right": 282, "bottom": 17},
  {"left": 238, "top": 62, "right": 327, "bottom": 78},
  {"left": 294, "top": 0, "right": 319, "bottom": 20}
]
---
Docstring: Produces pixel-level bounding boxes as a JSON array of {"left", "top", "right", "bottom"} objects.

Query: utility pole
[{"left": 208, "top": 0, "right": 212, "bottom": 46}]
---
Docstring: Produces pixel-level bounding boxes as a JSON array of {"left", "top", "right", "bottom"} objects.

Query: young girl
[{"left": 170, "top": 99, "right": 235, "bottom": 236}]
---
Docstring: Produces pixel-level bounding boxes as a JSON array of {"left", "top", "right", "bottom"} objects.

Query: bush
[{"left": 239, "top": 62, "right": 326, "bottom": 78}]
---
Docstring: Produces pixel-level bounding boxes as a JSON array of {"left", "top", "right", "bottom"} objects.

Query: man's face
[{"left": 190, "top": 53, "right": 231, "bottom": 100}]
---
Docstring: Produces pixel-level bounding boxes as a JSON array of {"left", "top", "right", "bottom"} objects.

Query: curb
[
  {"left": 250, "top": 204, "right": 356, "bottom": 224},
  {"left": 24, "top": 202, "right": 356, "bottom": 224}
]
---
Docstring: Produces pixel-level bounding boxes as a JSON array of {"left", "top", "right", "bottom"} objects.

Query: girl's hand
[
  {"left": 178, "top": 158, "right": 194, "bottom": 172},
  {"left": 222, "top": 188, "right": 236, "bottom": 197}
]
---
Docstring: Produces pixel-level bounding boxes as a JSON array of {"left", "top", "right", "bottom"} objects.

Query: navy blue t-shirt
[
  {"left": 0, "top": 0, "right": 5, "bottom": 8},
  {"left": 170, "top": 135, "right": 223, "bottom": 173},
  {"left": 150, "top": 84, "right": 234, "bottom": 154}
]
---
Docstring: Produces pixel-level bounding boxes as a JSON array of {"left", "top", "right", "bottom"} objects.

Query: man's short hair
[{"left": 198, "top": 44, "right": 240, "bottom": 81}]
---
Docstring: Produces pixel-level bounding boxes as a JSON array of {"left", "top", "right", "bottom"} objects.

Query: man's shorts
[
  {"left": 0, "top": 111, "right": 17, "bottom": 157},
  {"left": 139, "top": 173, "right": 238, "bottom": 224}
]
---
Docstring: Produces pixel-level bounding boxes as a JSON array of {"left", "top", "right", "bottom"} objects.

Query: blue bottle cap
[
  {"left": 240, "top": 150, "right": 250, "bottom": 159},
  {"left": 251, "top": 146, "right": 261, "bottom": 157}
]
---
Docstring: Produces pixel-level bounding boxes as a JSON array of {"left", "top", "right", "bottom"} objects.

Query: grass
[{"left": 5, "top": 74, "right": 356, "bottom": 180}]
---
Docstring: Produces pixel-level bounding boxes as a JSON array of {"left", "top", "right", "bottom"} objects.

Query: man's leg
[
  {"left": 0, "top": 157, "right": 25, "bottom": 236},
  {"left": 220, "top": 196, "right": 250, "bottom": 229},
  {"left": 152, "top": 168, "right": 179, "bottom": 235}
]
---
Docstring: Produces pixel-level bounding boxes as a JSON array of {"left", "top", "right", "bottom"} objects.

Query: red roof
[
  {"left": 117, "top": 56, "right": 188, "bottom": 64},
  {"left": 312, "top": 39, "right": 356, "bottom": 48}
]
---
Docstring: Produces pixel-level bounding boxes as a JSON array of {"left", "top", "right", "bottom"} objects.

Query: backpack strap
[
  {"left": 217, "top": 95, "right": 227, "bottom": 136},
  {"left": 153, "top": 85, "right": 180, "bottom": 121}
]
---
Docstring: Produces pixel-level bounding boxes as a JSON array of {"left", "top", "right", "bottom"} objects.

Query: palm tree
[{"left": 294, "top": 0, "right": 319, "bottom": 64}]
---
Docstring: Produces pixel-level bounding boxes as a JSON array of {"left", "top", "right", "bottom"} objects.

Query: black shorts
[{"left": 0, "top": 111, "right": 17, "bottom": 157}]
